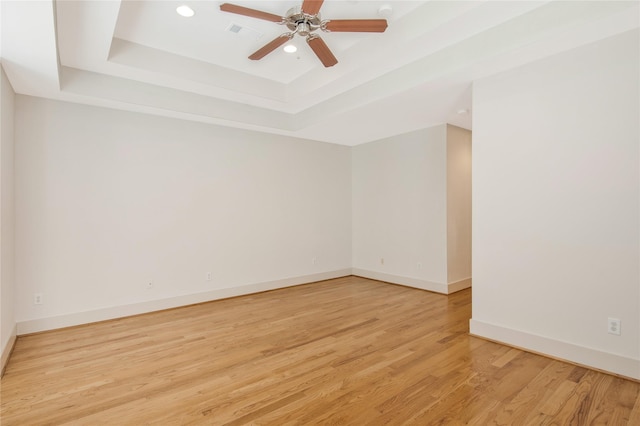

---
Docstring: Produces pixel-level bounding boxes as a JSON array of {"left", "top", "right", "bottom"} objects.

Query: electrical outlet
[
  {"left": 34, "top": 293, "right": 43, "bottom": 305},
  {"left": 417, "top": 262, "right": 423, "bottom": 269},
  {"left": 380, "top": 258, "right": 385, "bottom": 265},
  {"left": 607, "top": 318, "right": 621, "bottom": 335},
  {"left": 147, "top": 281, "right": 153, "bottom": 290},
  {"left": 312, "top": 257, "right": 317, "bottom": 265},
  {"left": 206, "top": 272, "right": 212, "bottom": 281}
]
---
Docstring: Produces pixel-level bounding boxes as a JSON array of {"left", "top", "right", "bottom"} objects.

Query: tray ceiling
[{"left": 2, "top": 1, "right": 638, "bottom": 145}]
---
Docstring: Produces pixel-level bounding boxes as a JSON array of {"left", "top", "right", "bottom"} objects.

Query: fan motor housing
[{"left": 284, "top": 6, "right": 322, "bottom": 35}]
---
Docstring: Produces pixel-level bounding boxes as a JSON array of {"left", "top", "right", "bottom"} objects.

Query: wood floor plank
[
  {"left": 487, "top": 361, "right": 575, "bottom": 424},
  {"left": 1, "top": 276, "right": 638, "bottom": 425}
]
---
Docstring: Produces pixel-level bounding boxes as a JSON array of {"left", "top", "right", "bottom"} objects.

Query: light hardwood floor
[{"left": 1, "top": 276, "right": 639, "bottom": 425}]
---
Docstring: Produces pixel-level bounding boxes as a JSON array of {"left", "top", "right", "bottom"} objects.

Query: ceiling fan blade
[
  {"left": 301, "top": 0, "right": 324, "bottom": 15},
  {"left": 219, "top": 3, "right": 283, "bottom": 23},
  {"left": 307, "top": 35, "right": 337, "bottom": 68},
  {"left": 249, "top": 34, "right": 292, "bottom": 60},
  {"left": 324, "top": 19, "right": 388, "bottom": 32}
]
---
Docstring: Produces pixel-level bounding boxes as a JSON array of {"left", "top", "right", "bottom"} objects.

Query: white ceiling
[{"left": 2, "top": 0, "right": 638, "bottom": 145}]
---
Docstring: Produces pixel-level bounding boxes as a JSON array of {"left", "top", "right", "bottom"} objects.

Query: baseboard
[
  {"left": 447, "top": 277, "right": 472, "bottom": 293},
  {"left": 17, "top": 269, "right": 352, "bottom": 335},
  {"left": 470, "top": 319, "right": 640, "bottom": 381},
  {"left": 352, "top": 268, "right": 448, "bottom": 294},
  {"left": 1, "top": 324, "right": 17, "bottom": 377}
]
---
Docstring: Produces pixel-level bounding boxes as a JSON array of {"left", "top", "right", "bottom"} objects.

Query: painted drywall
[
  {"left": 14, "top": 96, "right": 352, "bottom": 332},
  {"left": 446, "top": 125, "right": 472, "bottom": 286},
  {"left": 471, "top": 29, "right": 640, "bottom": 379},
  {"left": 352, "top": 125, "right": 450, "bottom": 292},
  {"left": 352, "top": 124, "right": 473, "bottom": 294},
  {"left": 1, "top": 64, "right": 17, "bottom": 367}
]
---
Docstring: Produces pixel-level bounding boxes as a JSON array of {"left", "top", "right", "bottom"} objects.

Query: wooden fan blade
[
  {"left": 249, "top": 35, "right": 291, "bottom": 60},
  {"left": 307, "top": 36, "right": 337, "bottom": 67},
  {"left": 324, "top": 19, "right": 388, "bottom": 32},
  {"left": 220, "top": 3, "right": 283, "bottom": 23},
  {"left": 301, "top": 0, "right": 324, "bottom": 15}
]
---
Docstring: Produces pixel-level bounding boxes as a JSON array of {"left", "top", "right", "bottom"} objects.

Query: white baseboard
[
  {"left": 17, "top": 269, "right": 352, "bottom": 335},
  {"left": 470, "top": 319, "right": 640, "bottom": 381},
  {"left": 447, "top": 277, "right": 472, "bottom": 293},
  {"left": 1, "top": 323, "right": 17, "bottom": 377},
  {"left": 351, "top": 269, "right": 471, "bottom": 294},
  {"left": 352, "top": 268, "right": 448, "bottom": 294}
]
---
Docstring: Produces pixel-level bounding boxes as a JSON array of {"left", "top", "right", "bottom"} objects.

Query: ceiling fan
[{"left": 219, "top": 0, "right": 388, "bottom": 67}]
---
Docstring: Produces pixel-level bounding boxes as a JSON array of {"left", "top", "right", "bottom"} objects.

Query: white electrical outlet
[
  {"left": 380, "top": 258, "right": 385, "bottom": 265},
  {"left": 607, "top": 317, "right": 621, "bottom": 335},
  {"left": 206, "top": 272, "right": 212, "bottom": 281},
  {"left": 147, "top": 281, "right": 153, "bottom": 289},
  {"left": 417, "top": 262, "right": 423, "bottom": 269},
  {"left": 312, "top": 257, "right": 317, "bottom": 265},
  {"left": 34, "top": 293, "right": 43, "bottom": 305}
]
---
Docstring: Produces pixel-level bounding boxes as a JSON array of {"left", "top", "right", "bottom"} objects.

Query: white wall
[
  {"left": 352, "top": 125, "right": 472, "bottom": 294},
  {"left": 471, "top": 29, "right": 640, "bottom": 379},
  {"left": 352, "top": 125, "right": 448, "bottom": 293},
  {"left": 446, "top": 125, "right": 472, "bottom": 286},
  {"left": 14, "top": 96, "right": 352, "bottom": 333},
  {"left": 1, "top": 64, "right": 16, "bottom": 370}
]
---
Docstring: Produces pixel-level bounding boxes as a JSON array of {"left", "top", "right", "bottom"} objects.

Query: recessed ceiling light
[
  {"left": 283, "top": 44, "right": 297, "bottom": 53},
  {"left": 176, "top": 5, "right": 195, "bottom": 17},
  {"left": 378, "top": 5, "right": 393, "bottom": 17}
]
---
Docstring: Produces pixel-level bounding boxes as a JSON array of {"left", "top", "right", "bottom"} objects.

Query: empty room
[{"left": 1, "top": 0, "right": 639, "bottom": 424}]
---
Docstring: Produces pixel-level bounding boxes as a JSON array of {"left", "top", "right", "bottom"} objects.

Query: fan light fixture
[
  {"left": 283, "top": 44, "right": 298, "bottom": 53},
  {"left": 176, "top": 5, "right": 195, "bottom": 17},
  {"left": 219, "top": 1, "right": 388, "bottom": 67}
]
